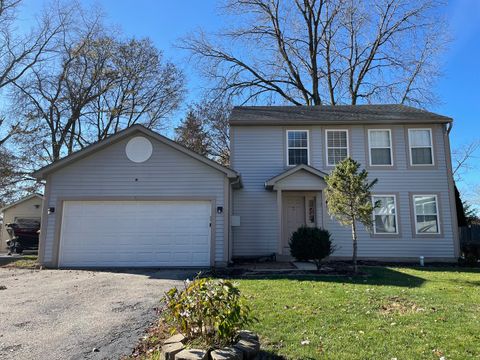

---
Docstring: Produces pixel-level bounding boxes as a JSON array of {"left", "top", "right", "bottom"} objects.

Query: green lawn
[{"left": 237, "top": 267, "right": 480, "bottom": 359}]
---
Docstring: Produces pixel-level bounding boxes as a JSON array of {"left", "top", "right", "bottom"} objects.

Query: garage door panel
[
  {"left": 173, "top": 252, "right": 196, "bottom": 262},
  {"left": 59, "top": 200, "right": 212, "bottom": 267},
  {"left": 192, "top": 253, "right": 209, "bottom": 262}
]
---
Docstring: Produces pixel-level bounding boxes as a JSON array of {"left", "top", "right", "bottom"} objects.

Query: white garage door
[{"left": 59, "top": 200, "right": 212, "bottom": 267}]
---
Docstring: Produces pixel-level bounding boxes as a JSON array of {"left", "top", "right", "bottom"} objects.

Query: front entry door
[{"left": 283, "top": 195, "right": 306, "bottom": 251}]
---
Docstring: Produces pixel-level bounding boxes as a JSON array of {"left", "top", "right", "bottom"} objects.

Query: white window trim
[
  {"left": 325, "top": 129, "right": 349, "bottom": 166},
  {"left": 368, "top": 129, "right": 393, "bottom": 166},
  {"left": 372, "top": 194, "right": 399, "bottom": 235},
  {"left": 413, "top": 194, "right": 441, "bottom": 235},
  {"left": 408, "top": 128, "right": 435, "bottom": 166},
  {"left": 286, "top": 129, "right": 310, "bottom": 166}
]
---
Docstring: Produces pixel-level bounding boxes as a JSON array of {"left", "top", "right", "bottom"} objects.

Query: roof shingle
[{"left": 229, "top": 104, "right": 452, "bottom": 125}]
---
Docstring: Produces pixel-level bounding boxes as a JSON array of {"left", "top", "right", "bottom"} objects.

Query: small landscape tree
[{"left": 324, "top": 158, "right": 378, "bottom": 273}]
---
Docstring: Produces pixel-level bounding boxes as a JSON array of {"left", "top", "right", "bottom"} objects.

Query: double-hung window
[
  {"left": 413, "top": 195, "right": 440, "bottom": 234},
  {"left": 409, "top": 129, "right": 434, "bottom": 165},
  {"left": 287, "top": 130, "right": 309, "bottom": 166},
  {"left": 372, "top": 195, "right": 398, "bottom": 234},
  {"left": 326, "top": 130, "right": 349, "bottom": 166},
  {"left": 368, "top": 129, "right": 393, "bottom": 166}
]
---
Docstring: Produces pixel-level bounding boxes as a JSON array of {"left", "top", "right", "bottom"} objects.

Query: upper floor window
[
  {"left": 287, "top": 130, "right": 309, "bottom": 166},
  {"left": 326, "top": 129, "right": 349, "bottom": 166},
  {"left": 408, "top": 129, "right": 434, "bottom": 165},
  {"left": 413, "top": 195, "right": 440, "bottom": 234},
  {"left": 372, "top": 195, "right": 398, "bottom": 234},
  {"left": 368, "top": 129, "right": 392, "bottom": 166}
]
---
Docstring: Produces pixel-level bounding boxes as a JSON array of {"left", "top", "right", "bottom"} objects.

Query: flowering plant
[{"left": 162, "top": 277, "right": 255, "bottom": 346}]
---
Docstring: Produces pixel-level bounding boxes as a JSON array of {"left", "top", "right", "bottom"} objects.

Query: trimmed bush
[
  {"left": 162, "top": 277, "right": 255, "bottom": 347},
  {"left": 460, "top": 243, "right": 480, "bottom": 266},
  {"left": 289, "top": 226, "right": 334, "bottom": 270}
]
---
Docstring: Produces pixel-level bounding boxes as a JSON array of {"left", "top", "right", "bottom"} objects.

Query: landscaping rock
[
  {"left": 174, "top": 348, "right": 207, "bottom": 360},
  {"left": 234, "top": 339, "right": 260, "bottom": 359},
  {"left": 211, "top": 347, "right": 244, "bottom": 360},
  {"left": 237, "top": 330, "right": 259, "bottom": 342},
  {"left": 161, "top": 342, "right": 185, "bottom": 360},
  {"left": 164, "top": 333, "right": 186, "bottom": 345}
]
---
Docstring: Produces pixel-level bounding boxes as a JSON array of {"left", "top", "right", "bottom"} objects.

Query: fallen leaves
[{"left": 379, "top": 296, "right": 426, "bottom": 315}]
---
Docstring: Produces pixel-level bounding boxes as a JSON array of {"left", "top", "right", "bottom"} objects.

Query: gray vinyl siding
[
  {"left": 43, "top": 132, "right": 226, "bottom": 265},
  {"left": 275, "top": 170, "right": 325, "bottom": 189},
  {"left": 232, "top": 127, "right": 282, "bottom": 256},
  {"left": 231, "top": 123, "right": 456, "bottom": 259}
]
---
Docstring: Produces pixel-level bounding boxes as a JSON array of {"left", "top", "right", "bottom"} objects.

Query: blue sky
[{"left": 20, "top": 0, "right": 480, "bottom": 194}]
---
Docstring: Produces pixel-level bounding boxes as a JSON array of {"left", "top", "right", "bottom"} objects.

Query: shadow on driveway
[{"left": 50, "top": 267, "right": 204, "bottom": 280}]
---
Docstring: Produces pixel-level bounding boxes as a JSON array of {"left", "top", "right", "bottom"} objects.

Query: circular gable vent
[{"left": 125, "top": 136, "right": 153, "bottom": 163}]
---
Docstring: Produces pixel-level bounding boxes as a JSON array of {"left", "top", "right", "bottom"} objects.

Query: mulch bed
[
  {"left": 205, "top": 258, "right": 476, "bottom": 279},
  {"left": 206, "top": 261, "right": 368, "bottom": 278},
  {"left": 232, "top": 261, "right": 296, "bottom": 270}
]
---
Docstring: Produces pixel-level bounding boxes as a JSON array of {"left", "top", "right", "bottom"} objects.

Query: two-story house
[
  {"left": 229, "top": 105, "right": 458, "bottom": 262},
  {"left": 33, "top": 105, "right": 458, "bottom": 268}
]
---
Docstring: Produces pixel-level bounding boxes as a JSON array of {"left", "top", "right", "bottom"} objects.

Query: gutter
[
  {"left": 230, "top": 175, "right": 242, "bottom": 189},
  {"left": 447, "top": 122, "right": 453, "bottom": 135}
]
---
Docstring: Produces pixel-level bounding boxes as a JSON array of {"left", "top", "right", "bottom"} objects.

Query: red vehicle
[{"left": 5, "top": 219, "right": 40, "bottom": 254}]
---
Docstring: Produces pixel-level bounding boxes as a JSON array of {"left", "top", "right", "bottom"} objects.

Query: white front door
[{"left": 59, "top": 200, "right": 212, "bottom": 267}]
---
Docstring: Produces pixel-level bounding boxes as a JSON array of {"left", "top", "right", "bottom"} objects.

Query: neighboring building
[
  {"left": 0, "top": 194, "right": 43, "bottom": 252},
  {"left": 32, "top": 105, "right": 459, "bottom": 268}
]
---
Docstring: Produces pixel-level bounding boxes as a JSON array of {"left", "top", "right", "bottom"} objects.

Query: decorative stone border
[{"left": 160, "top": 330, "right": 261, "bottom": 360}]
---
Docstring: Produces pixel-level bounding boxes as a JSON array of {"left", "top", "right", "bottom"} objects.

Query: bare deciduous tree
[
  {"left": 0, "top": 0, "right": 69, "bottom": 90},
  {"left": 452, "top": 139, "right": 480, "bottom": 211},
  {"left": 13, "top": 9, "right": 114, "bottom": 161},
  {"left": 0, "top": 0, "right": 68, "bottom": 142},
  {"left": 13, "top": 5, "right": 185, "bottom": 163},
  {"left": 194, "top": 98, "right": 232, "bottom": 165},
  {"left": 85, "top": 39, "right": 185, "bottom": 144},
  {"left": 452, "top": 140, "right": 480, "bottom": 183},
  {"left": 182, "top": 0, "right": 446, "bottom": 106},
  {"left": 0, "top": 0, "right": 70, "bottom": 202}
]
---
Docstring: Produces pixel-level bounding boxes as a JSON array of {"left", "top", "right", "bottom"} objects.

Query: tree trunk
[
  {"left": 351, "top": 220, "right": 358, "bottom": 273},
  {"left": 52, "top": 142, "right": 61, "bottom": 162}
]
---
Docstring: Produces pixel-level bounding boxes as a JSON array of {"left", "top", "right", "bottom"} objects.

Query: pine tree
[
  {"left": 463, "top": 200, "right": 479, "bottom": 225},
  {"left": 174, "top": 110, "right": 210, "bottom": 156},
  {"left": 324, "top": 158, "right": 378, "bottom": 273}
]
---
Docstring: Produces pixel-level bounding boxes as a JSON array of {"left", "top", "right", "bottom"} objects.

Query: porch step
[{"left": 292, "top": 261, "right": 317, "bottom": 270}]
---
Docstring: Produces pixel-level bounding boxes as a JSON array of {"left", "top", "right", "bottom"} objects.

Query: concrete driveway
[{"left": 0, "top": 267, "right": 195, "bottom": 360}]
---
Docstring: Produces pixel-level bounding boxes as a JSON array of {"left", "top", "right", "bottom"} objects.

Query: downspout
[
  {"left": 228, "top": 176, "right": 242, "bottom": 264},
  {"left": 445, "top": 122, "right": 461, "bottom": 259}
]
